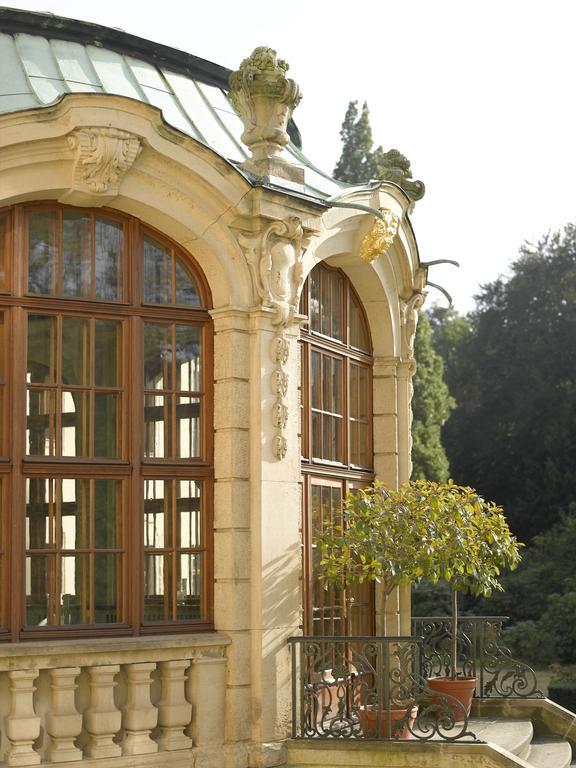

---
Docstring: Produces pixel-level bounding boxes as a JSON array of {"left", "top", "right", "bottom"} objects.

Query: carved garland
[
  {"left": 238, "top": 216, "right": 304, "bottom": 460},
  {"left": 68, "top": 128, "right": 142, "bottom": 195}
]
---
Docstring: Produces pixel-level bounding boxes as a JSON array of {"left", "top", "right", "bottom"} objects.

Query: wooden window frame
[{"left": 0, "top": 203, "right": 214, "bottom": 642}]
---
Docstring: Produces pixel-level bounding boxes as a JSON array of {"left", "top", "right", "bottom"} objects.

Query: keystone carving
[
  {"left": 360, "top": 210, "right": 400, "bottom": 263},
  {"left": 68, "top": 128, "right": 142, "bottom": 195},
  {"left": 229, "top": 47, "right": 303, "bottom": 182},
  {"left": 239, "top": 216, "right": 304, "bottom": 327}
]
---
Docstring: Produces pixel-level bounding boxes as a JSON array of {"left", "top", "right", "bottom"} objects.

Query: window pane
[
  {"left": 61, "top": 317, "right": 89, "bottom": 386},
  {"left": 94, "top": 554, "right": 120, "bottom": 623},
  {"left": 28, "top": 211, "right": 57, "bottom": 294},
  {"left": 144, "top": 236, "right": 171, "bottom": 304},
  {"left": 144, "top": 553, "right": 171, "bottom": 621},
  {"left": 26, "top": 555, "right": 55, "bottom": 626},
  {"left": 176, "top": 397, "right": 200, "bottom": 458},
  {"left": 144, "top": 323, "right": 172, "bottom": 390},
  {"left": 94, "top": 393, "right": 119, "bottom": 457},
  {"left": 61, "top": 211, "right": 91, "bottom": 297},
  {"left": 95, "top": 320, "right": 120, "bottom": 387},
  {"left": 27, "top": 389, "right": 56, "bottom": 456},
  {"left": 27, "top": 315, "right": 56, "bottom": 384},
  {"left": 176, "top": 480, "right": 201, "bottom": 548},
  {"left": 94, "top": 480, "right": 121, "bottom": 549},
  {"left": 61, "top": 390, "right": 90, "bottom": 457},
  {"left": 311, "top": 351, "right": 321, "bottom": 409},
  {"left": 61, "top": 554, "right": 89, "bottom": 624},
  {"left": 175, "top": 259, "right": 200, "bottom": 306},
  {"left": 94, "top": 217, "right": 122, "bottom": 300},
  {"left": 26, "top": 478, "right": 55, "bottom": 549},
  {"left": 144, "top": 479, "right": 167, "bottom": 548},
  {"left": 175, "top": 325, "right": 201, "bottom": 391},
  {"left": 60, "top": 478, "right": 89, "bottom": 550},
  {"left": 144, "top": 394, "right": 170, "bottom": 458},
  {"left": 309, "top": 270, "right": 320, "bottom": 332},
  {"left": 176, "top": 553, "right": 201, "bottom": 620}
]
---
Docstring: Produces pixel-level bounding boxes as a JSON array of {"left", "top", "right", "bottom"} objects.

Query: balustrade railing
[
  {"left": 412, "top": 616, "right": 543, "bottom": 699},
  {"left": 289, "top": 635, "right": 478, "bottom": 742},
  {"left": 0, "top": 634, "right": 229, "bottom": 765}
]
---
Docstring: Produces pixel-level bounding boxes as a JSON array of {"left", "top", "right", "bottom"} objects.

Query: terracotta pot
[
  {"left": 426, "top": 676, "right": 477, "bottom": 721},
  {"left": 358, "top": 704, "right": 417, "bottom": 738}
]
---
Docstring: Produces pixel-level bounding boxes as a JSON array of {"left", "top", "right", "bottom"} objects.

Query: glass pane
[
  {"left": 27, "top": 315, "right": 56, "bottom": 384},
  {"left": 27, "top": 389, "right": 56, "bottom": 456},
  {"left": 60, "top": 554, "right": 89, "bottom": 624},
  {"left": 144, "top": 323, "right": 171, "bottom": 390},
  {"left": 94, "top": 480, "right": 121, "bottom": 549},
  {"left": 175, "top": 259, "right": 200, "bottom": 306},
  {"left": 61, "top": 390, "right": 90, "bottom": 457},
  {"left": 61, "top": 317, "right": 89, "bottom": 386},
  {"left": 359, "top": 366, "right": 368, "bottom": 420},
  {"left": 176, "top": 553, "right": 201, "bottom": 620},
  {"left": 61, "top": 211, "right": 91, "bottom": 297},
  {"left": 331, "top": 271, "right": 343, "bottom": 340},
  {"left": 311, "top": 351, "right": 321, "bottom": 409},
  {"left": 95, "top": 320, "right": 120, "bottom": 387},
  {"left": 28, "top": 211, "right": 57, "bottom": 294},
  {"left": 25, "top": 555, "right": 55, "bottom": 625},
  {"left": 94, "top": 393, "right": 119, "bottom": 457},
  {"left": 144, "top": 236, "right": 171, "bottom": 304},
  {"left": 359, "top": 423, "right": 369, "bottom": 468},
  {"left": 60, "top": 478, "right": 89, "bottom": 549},
  {"left": 176, "top": 480, "right": 201, "bottom": 547},
  {"left": 144, "top": 553, "right": 171, "bottom": 621},
  {"left": 26, "top": 478, "right": 55, "bottom": 549},
  {"left": 320, "top": 271, "right": 331, "bottom": 337},
  {"left": 144, "top": 479, "right": 168, "bottom": 548},
  {"left": 94, "top": 554, "right": 120, "bottom": 623},
  {"left": 176, "top": 396, "right": 200, "bottom": 458},
  {"left": 0, "top": 214, "right": 7, "bottom": 290},
  {"left": 144, "top": 394, "right": 170, "bottom": 458},
  {"left": 94, "top": 217, "right": 122, "bottom": 300},
  {"left": 350, "top": 364, "right": 359, "bottom": 418},
  {"left": 311, "top": 412, "right": 321, "bottom": 459},
  {"left": 350, "top": 296, "right": 370, "bottom": 352},
  {"left": 309, "top": 270, "right": 320, "bottom": 331},
  {"left": 175, "top": 325, "right": 201, "bottom": 391}
]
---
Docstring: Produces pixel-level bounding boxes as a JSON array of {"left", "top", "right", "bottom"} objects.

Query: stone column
[
  {"left": 4, "top": 669, "right": 41, "bottom": 766},
  {"left": 156, "top": 660, "right": 192, "bottom": 751},
  {"left": 121, "top": 662, "right": 158, "bottom": 755},
  {"left": 84, "top": 665, "right": 121, "bottom": 758},
  {"left": 45, "top": 667, "right": 82, "bottom": 762}
]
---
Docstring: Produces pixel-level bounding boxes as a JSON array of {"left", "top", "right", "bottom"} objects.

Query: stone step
[
  {"left": 528, "top": 739, "right": 572, "bottom": 768},
  {"left": 459, "top": 717, "right": 534, "bottom": 759}
]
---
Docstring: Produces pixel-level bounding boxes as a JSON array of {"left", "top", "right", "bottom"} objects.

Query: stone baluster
[
  {"left": 188, "top": 656, "right": 227, "bottom": 747},
  {"left": 121, "top": 662, "right": 158, "bottom": 755},
  {"left": 45, "top": 667, "right": 82, "bottom": 762},
  {"left": 156, "top": 660, "right": 192, "bottom": 751},
  {"left": 84, "top": 665, "right": 121, "bottom": 758},
  {"left": 4, "top": 669, "right": 41, "bottom": 766}
]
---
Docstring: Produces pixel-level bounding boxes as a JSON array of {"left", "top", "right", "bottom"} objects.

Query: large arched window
[
  {"left": 0, "top": 204, "right": 213, "bottom": 641},
  {"left": 300, "top": 262, "right": 374, "bottom": 637}
]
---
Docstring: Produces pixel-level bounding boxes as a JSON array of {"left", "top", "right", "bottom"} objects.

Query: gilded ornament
[{"left": 359, "top": 210, "right": 400, "bottom": 263}]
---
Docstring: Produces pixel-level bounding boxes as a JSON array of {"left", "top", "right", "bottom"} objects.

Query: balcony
[{"left": 0, "top": 634, "right": 229, "bottom": 767}]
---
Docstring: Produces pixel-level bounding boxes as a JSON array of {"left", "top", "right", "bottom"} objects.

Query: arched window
[
  {"left": 0, "top": 204, "right": 213, "bottom": 640},
  {"left": 300, "top": 262, "right": 373, "bottom": 637}
]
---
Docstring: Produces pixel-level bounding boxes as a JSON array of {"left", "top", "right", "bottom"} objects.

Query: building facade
[{"left": 0, "top": 9, "right": 427, "bottom": 768}]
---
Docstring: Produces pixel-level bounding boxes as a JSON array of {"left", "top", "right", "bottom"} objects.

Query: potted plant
[{"left": 316, "top": 480, "right": 522, "bottom": 724}]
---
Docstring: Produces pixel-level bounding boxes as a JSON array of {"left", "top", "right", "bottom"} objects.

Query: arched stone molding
[{"left": 0, "top": 93, "right": 255, "bottom": 310}]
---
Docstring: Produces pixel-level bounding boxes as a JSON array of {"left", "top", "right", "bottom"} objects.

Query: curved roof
[{"left": 0, "top": 6, "right": 344, "bottom": 199}]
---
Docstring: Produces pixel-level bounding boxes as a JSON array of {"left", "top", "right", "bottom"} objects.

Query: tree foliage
[
  {"left": 411, "top": 312, "right": 455, "bottom": 482},
  {"left": 436, "top": 224, "right": 576, "bottom": 541}
]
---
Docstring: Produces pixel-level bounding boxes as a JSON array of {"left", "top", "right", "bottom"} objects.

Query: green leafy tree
[{"left": 411, "top": 312, "right": 455, "bottom": 482}]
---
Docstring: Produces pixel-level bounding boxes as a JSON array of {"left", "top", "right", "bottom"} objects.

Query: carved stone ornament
[
  {"left": 270, "top": 333, "right": 290, "bottom": 461},
  {"left": 68, "top": 128, "right": 142, "bottom": 196},
  {"left": 229, "top": 47, "right": 303, "bottom": 182},
  {"left": 360, "top": 210, "right": 400, "bottom": 263},
  {"left": 239, "top": 216, "right": 304, "bottom": 327},
  {"left": 401, "top": 290, "right": 426, "bottom": 360}
]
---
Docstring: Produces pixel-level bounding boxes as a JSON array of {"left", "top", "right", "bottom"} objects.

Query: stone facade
[{"left": 0, "top": 37, "right": 425, "bottom": 767}]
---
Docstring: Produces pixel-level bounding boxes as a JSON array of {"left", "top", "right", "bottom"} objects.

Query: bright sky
[{"left": 5, "top": 0, "right": 576, "bottom": 312}]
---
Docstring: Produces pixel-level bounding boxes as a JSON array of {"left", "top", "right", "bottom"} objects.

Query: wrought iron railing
[
  {"left": 412, "top": 616, "right": 543, "bottom": 699},
  {"left": 289, "top": 635, "right": 479, "bottom": 741}
]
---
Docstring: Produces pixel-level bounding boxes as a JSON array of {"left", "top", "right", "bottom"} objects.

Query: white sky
[{"left": 5, "top": 0, "right": 576, "bottom": 312}]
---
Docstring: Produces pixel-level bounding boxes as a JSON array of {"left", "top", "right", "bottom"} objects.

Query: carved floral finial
[
  {"left": 229, "top": 47, "right": 303, "bottom": 183},
  {"left": 359, "top": 209, "right": 400, "bottom": 263}
]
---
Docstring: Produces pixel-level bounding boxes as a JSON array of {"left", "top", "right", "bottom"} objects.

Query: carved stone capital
[
  {"left": 360, "top": 210, "right": 400, "bottom": 263},
  {"left": 238, "top": 216, "right": 304, "bottom": 327},
  {"left": 65, "top": 127, "right": 141, "bottom": 204},
  {"left": 229, "top": 48, "right": 303, "bottom": 182}
]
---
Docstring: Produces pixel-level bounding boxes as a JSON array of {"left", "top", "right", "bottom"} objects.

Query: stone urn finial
[{"left": 229, "top": 47, "right": 303, "bottom": 183}]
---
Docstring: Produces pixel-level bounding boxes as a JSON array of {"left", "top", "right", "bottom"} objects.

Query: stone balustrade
[{"left": 0, "top": 634, "right": 230, "bottom": 768}]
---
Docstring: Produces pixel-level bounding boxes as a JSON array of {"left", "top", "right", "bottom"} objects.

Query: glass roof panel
[
  {"left": 0, "top": 34, "right": 39, "bottom": 109},
  {"left": 14, "top": 33, "right": 69, "bottom": 104},
  {"left": 85, "top": 45, "right": 143, "bottom": 100},
  {"left": 51, "top": 39, "right": 103, "bottom": 93}
]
